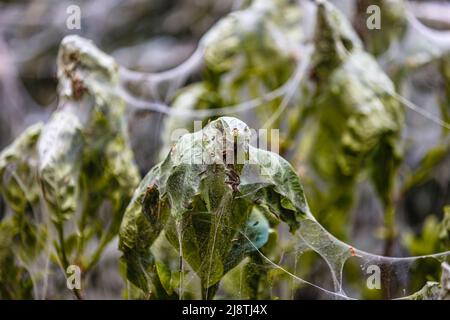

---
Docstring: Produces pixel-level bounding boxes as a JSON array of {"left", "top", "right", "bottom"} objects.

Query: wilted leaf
[{"left": 120, "top": 116, "right": 311, "bottom": 297}]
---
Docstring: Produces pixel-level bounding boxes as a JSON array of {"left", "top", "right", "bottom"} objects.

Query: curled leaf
[{"left": 120, "top": 117, "right": 310, "bottom": 296}]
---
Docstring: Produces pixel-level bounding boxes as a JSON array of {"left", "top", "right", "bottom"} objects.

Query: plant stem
[
  {"left": 57, "top": 223, "right": 83, "bottom": 300},
  {"left": 383, "top": 203, "right": 396, "bottom": 257}
]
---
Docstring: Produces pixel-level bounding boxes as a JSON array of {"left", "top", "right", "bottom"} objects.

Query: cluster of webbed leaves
[
  {"left": 0, "top": 35, "right": 140, "bottom": 298},
  {"left": 160, "top": 0, "right": 406, "bottom": 242},
  {"left": 119, "top": 115, "right": 450, "bottom": 300},
  {"left": 359, "top": 0, "right": 450, "bottom": 132},
  {"left": 292, "top": 1, "right": 404, "bottom": 239},
  {"left": 351, "top": 0, "right": 450, "bottom": 257},
  {"left": 118, "top": 0, "right": 448, "bottom": 300},
  {"left": 0, "top": 124, "right": 43, "bottom": 299},
  {"left": 354, "top": 0, "right": 450, "bottom": 138},
  {"left": 358, "top": 0, "right": 450, "bottom": 197},
  {"left": 160, "top": 0, "right": 300, "bottom": 157},
  {"left": 119, "top": 117, "right": 312, "bottom": 299},
  {"left": 0, "top": 0, "right": 448, "bottom": 301}
]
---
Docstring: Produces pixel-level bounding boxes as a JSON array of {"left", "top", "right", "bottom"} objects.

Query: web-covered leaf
[
  {"left": 294, "top": 1, "right": 404, "bottom": 239},
  {"left": 0, "top": 219, "right": 34, "bottom": 299},
  {"left": 159, "top": 0, "right": 300, "bottom": 157},
  {"left": 120, "top": 116, "right": 310, "bottom": 298},
  {"left": 0, "top": 35, "right": 141, "bottom": 297},
  {"left": 0, "top": 123, "right": 43, "bottom": 215}
]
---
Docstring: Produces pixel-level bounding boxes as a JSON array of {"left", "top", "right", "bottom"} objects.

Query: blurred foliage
[
  {"left": 404, "top": 206, "right": 450, "bottom": 255},
  {"left": 160, "top": 0, "right": 300, "bottom": 157},
  {"left": 0, "top": 36, "right": 140, "bottom": 298},
  {"left": 0, "top": 0, "right": 449, "bottom": 300},
  {"left": 295, "top": 1, "right": 403, "bottom": 245}
]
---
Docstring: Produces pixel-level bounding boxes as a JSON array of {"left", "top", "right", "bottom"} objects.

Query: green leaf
[
  {"left": 404, "top": 206, "right": 450, "bottom": 255},
  {"left": 38, "top": 109, "right": 84, "bottom": 225},
  {"left": 120, "top": 116, "right": 310, "bottom": 298},
  {"left": 295, "top": 1, "right": 404, "bottom": 238},
  {"left": 0, "top": 123, "right": 43, "bottom": 215}
]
